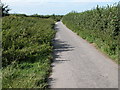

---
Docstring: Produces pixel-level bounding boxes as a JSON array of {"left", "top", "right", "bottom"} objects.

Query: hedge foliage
[{"left": 63, "top": 3, "right": 119, "bottom": 63}]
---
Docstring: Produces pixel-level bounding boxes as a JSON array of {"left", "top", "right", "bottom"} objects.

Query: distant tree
[
  {"left": 51, "top": 14, "right": 55, "bottom": 19},
  {"left": 0, "top": 3, "right": 11, "bottom": 17},
  {"left": 71, "top": 11, "right": 78, "bottom": 13}
]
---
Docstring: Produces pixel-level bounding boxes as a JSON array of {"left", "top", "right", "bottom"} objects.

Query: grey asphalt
[{"left": 49, "top": 21, "right": 118, "bottom": 88}]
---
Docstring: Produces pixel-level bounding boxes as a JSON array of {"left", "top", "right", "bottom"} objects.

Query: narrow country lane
[{"left": 49, "top": 21, "right": 118, "bottom": 88}]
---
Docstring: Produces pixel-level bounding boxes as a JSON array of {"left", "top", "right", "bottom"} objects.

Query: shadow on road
[
  {"left": 48, "top": 38, "right": 74, "bottom": 88},
  {"left": 52, "top": 39, "right": 74, "bottom": 64},
  {"left": 48, "top": 22, "right": 74, "bottom": 88}
]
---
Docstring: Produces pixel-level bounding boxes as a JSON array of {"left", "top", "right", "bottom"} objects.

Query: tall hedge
[{"left": 63, "top": 3, "right": 119, "bottom": 63}]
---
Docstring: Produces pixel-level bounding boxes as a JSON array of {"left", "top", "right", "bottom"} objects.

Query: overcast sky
[{"left": 1, "top": 0, "right": 119, "bottom": 15}]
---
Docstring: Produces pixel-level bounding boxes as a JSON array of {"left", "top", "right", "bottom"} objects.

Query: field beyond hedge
[
  {"left": 62, "top": 3, "right": 119, "bottom": 64},
  {"left": 2, "top": 15, "right": 55, "bottom": 88}
]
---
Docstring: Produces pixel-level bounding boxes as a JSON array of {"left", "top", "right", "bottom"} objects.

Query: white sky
[
  {"left": 1, "top": 0, "right": 119, "bottom": 15},
  {"left": 2, "top": 0, "right": 118, "bottom": 3}
]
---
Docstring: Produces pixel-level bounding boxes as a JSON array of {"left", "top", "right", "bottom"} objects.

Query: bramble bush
[
  {"left": 2, "top": 15, "right": 55, "bottom": 88},
  {"left": 2, "top": 15, "right": 55, "bottom": 66}
]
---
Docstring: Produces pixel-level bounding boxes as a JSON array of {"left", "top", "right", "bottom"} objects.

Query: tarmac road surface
[{"left": 49, "top": 21, "right": 118, "bottom": 88}]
